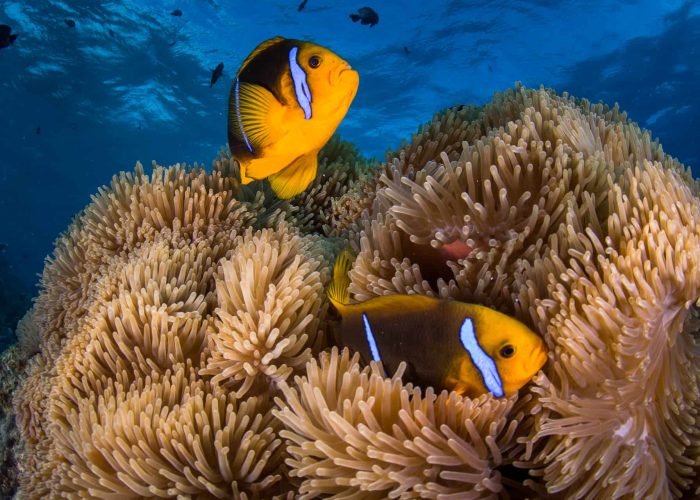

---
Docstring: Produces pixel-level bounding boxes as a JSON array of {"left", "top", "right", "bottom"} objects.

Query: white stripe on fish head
[
  {"left": 288, "top": 46, "right": 312, "bottom": 120},
  {"left": 459, "top": 317, "right": 504, "bottom": 397},
  {"left": 361, "top": 313, "right": 382, "bottom": 362}
]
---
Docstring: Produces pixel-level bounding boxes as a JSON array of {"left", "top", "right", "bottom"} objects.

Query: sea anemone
[
  {"left": 275, "top": 347, "right": 527, "bottom": 499},
  {"left": 519, "top": 158, "right": 700, "bottom": 498},
  {"left": 344, "top": 85, "right": 700, "bottom": 497},
  {"left": 12, "top": 161, "right": 329, "bottom": 497},
  {"left": 201, "top": 225, "right": 331, "bottom": 397},
  {"left": 13, "top": 163, "right": 257, "bottom": 481},
  {"left": 8, "top": 85, "right": 700, "bottom": 498},
  {"left": 53, "top": 364, "right": 285, "bottom": 498}
]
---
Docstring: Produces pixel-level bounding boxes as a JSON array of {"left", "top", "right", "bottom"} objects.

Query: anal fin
[{"left": 268, "top": 153, "right": 318, "bottom": 199}]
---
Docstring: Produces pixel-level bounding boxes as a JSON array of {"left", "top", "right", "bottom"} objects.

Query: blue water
[{"left": 0, "top": 0, "right": 698, "bottom": 333}]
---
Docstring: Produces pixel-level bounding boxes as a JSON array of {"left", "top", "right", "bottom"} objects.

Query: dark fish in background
[
  {"left": 350, "top": 7, "right": 379, "bottom": 27},
  {"left": 108, "top": 28, "right": 115, "bottom": 37},
  {"left": 0, "top": 25, "right": 18, "bottom": 49},
  {"left": 169, "top": 40, "right": 176, "bottom": 47},
  {"left": 171, "top": 9, "right": 183, "bottom": 16},
  {"left": 403, "top": 46, "right": 409, "bottom": 55},
  {"left": 298, "top": 0, "right": 308, "bottom": 12},
  {"left": 36, "top": 125, "right": 41, "bottom": 134},
  {"left": 65, "top": 19, "right": 76, "bottom": 28},
  {"left": 210, "top": 62, "right": 224, "bottom": 87}
]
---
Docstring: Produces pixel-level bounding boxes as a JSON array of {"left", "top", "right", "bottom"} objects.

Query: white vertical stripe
[
  {"left": 361, "top": 313, "right": 382, "bottom": 362},
  {"left": 459, "top": 317, "right": 504, "bottom": 397},
  {"left": 288, "top": 46, "right": 312, "bottom": 119}
]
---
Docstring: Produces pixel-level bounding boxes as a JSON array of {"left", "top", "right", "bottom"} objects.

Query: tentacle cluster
[{"left": 10, "top": 86, "right": 700, "bottom": 499}]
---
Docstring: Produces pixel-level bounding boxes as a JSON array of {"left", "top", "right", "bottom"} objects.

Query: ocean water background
[{"left": 0, "top": 0, "right": 698, "bottom": 347}]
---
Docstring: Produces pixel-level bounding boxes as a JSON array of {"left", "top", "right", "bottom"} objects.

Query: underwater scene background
[
  {"left": 1, "top": 0, "right": 700, "bottom": 498},
  {"left": 1, "top": 1, "right": 699, "bottom": 298}
]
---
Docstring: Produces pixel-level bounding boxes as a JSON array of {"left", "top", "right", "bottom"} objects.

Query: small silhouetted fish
[
  {"left": 36, "top": 125, "right": 41, "bottom": 134},
  {"left": 298, "top": 0, "right": 308, "bottom": 12},
  {"left": 0, "top": 25, "right": 18, "bottom": 49},
  {"left": 108, "top": 29, "right": 115, "bottom": 37},
  {"left": 350, "top": 7, "right": 379, "bottom": 27},
  {"left": 171, "top": 9, "right": 183, "bottom": 16},
  {"left": 65, "top": 19, "right": 76, "bottom": 28},
  {"left": 169, "top": 40, "right": 176, "bottom": 47},
  {"left": 210, "top": 62, "right": 224, "bottom": 87},
  {"left": 403, "top": 46, "right": 409, "bottom": 55}
]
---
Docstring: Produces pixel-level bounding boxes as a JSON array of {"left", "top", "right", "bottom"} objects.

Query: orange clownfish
[
  {"left": 327, "top": 250, "right": 547, "bottom": 397},
  {"left": 228, "top": 37, "right": 359, "bottom": 199}
]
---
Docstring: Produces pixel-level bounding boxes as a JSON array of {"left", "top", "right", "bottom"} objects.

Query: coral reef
[
  {"left": 6, "top": 85, "right": 700, "bottom": 499},
  {"left": 0, "top": 244, "right": 33, "bottom": 497},
  {"left": 0, "top": 345, "right": 28, "bottom": 498},
  {"left": 0, "top": 252, "right": 32, "bottom": 351}
]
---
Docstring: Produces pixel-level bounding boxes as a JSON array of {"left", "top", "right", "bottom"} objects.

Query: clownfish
[
  {"left": 228, "top": 37, "right": 359, "bottom": 199},
  {"left": 327, "top": 250, "right": 547, "bottom": 397}
]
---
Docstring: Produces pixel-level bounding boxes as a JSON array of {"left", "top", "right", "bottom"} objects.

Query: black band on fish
[{"left": 288, "top": 46, "right": 312, "bottom": 119}]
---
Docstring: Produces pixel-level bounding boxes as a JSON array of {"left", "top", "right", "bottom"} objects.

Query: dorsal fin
[
  {"left": 327, "top": 248, "right": 356, "bottom": 308},
  {"left": 237, "top": 36, "right": 286, "bottom": 76}
]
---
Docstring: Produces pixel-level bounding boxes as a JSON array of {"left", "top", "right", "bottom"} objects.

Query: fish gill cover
[{"left": 0, "top": 0, "right": 699, "bottom": 498}]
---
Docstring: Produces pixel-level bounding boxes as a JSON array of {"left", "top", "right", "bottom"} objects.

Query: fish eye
[
  {"left": 308, "top": 55, "right": 322, "bottom": 68},
  {"left": 500, "top": 345, "right": 516, "bottom": 358}
]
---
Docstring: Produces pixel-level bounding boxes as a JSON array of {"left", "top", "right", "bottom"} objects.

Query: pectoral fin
[
  {"left": 267, "top": 153, "right": 318, "bottom": 199},
  {"left": 229, "top": 80, "right": 286, "bottom": 154}
]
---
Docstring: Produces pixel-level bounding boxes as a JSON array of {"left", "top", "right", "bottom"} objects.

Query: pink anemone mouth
[{"left": 438, "top": 239, "right": 474, "bottom": 261}]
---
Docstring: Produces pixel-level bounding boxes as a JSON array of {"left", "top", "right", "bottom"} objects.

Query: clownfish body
[
  {"left": 228, "top": 37, "right": 359, "bottom": 199},
  {"left": 327, "top": 250, "right": 547, "bottom": 397}
]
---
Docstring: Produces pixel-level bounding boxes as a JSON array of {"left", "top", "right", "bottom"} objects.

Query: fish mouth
[
  {"left": 505, "top": 350, "right": 548, "bottom": 394},
  {"left": 529, "top": 348, "right": 548, "bottom": 373},
  {"left": 332, "top": 63, "right": 358, "bottom": 86}
]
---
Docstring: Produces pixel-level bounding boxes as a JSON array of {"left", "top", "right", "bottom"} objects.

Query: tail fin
[
  {"left": 349, "top": 14, "right": 360, "bottom": 22},
  {"left": 327, "top": 248, "right": 355, "bottom": 308}
]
